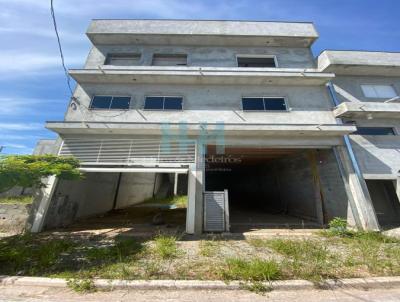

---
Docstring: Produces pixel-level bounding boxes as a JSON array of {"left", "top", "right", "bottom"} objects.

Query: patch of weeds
[
  {"left": 267, "top": 239, "right": 338, "bottom": 282},
  {"left": 0, "top": 196, "right": 33, "bottom": 204},
  {"left": 152, "top": 235, "right": 179, "bottom": 259},
  {"left": 241, "top": 281, "right": 272, "bottom": 295},
  {"left": 67, "top": 278, "right": 96, "bottom": 293},
  {"left": 0, "top": 233, "right": 76, "bottom": 275},
  {"left": 199, "top": 240, "right": 219, "bottom": 257},
  {"left": 221, "top": 258, "right": 281, "bottom": 282}
]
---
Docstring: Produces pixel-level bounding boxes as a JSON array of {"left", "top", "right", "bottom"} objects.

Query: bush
[{"left": 327, "top": 217, "right": 348, "bottom": 236}]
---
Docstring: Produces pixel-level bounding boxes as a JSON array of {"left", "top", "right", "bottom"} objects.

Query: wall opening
[
  {"left": 43, "top": 171, "right": 188, "bottom": 235},
  {"left": 366, "top": 180, "right": 400, "bottom": 229},
  {"left": 205, "top": 146, "right": 350, "bottom": 232}
]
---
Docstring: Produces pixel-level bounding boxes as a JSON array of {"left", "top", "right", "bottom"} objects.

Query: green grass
[
  {"left": 0, "top": 195, "right": 33, "bottom": 204},
  {"left": 143, "top": 195, "right": 187, "bottom": 208},
  {"left": 221, "top": 258, "right": 281, "bottom": 282},
  {"left": 0, "top": 233, "right": 76, "bottom": 275},
  {"left": 266, "top": 239, "right": 337, "bottom": 282},
  {"left": 152, "top": 235, "right": 179, "bottom": 259},
  {"left": 0, "top": 229, "right": 399, "bottom": 286}
]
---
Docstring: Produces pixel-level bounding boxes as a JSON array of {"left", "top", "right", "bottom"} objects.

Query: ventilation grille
[
  {"left": 59, "top": 138, "right": 196, "bottom": 165},
  {"left": 204, "top": 191, "right": 227, "bottom": 232}
]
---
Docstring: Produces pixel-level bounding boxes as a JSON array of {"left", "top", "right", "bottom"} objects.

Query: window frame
[
  {"left": 104, "top": 53, "right": 142, "bottom": 66},
  {"left": 360, "top": 84, "right": 398, "bottom": 99},
  {"left": 143, "top": 95, "right": 184, "bottom": 111},
  {"left": 241, "top": 96, "right": 288, "bottom": 112},
  {"left": 89, "top": 95, "right": 132, "bottom": 110},
  {"left": 236, "top": 54, "right": 278, "bottom": 68},
  {"left": 151, "top": 53, "right": 188, "bottom": 66}
]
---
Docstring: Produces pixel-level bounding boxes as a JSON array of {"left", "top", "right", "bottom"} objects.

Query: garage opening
[
  {"left": 43, "top": 171, "right": 189, "bottom": 236},
  {"left": 366, "top": 180, "right": 400, "bottom": 229},
  {"left": 205, "top": 146, "right": 349, "bottom": 232}
]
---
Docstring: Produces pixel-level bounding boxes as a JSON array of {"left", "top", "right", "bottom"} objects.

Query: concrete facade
[
  {"left": 30, "top": 20, "right": 400, "bottom": 233},
  {"left": 319, "top": 50, "right": 400, "bottom": 228}
]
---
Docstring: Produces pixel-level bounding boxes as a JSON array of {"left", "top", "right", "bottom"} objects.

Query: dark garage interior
[
  {"left": 205, "top": 146, "right": 350, "bottom": 232},
  {"left": 366, "top": 180, "right": 400, "bottom": 229}
]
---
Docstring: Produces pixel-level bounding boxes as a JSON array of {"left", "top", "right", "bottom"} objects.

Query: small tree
[{"left": 0, "top": 154, "right": 83, "bottom": 193}]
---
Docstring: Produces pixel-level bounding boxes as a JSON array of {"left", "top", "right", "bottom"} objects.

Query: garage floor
[
  {"left": 60, "top": 204, "right": 186, "bottom": 238},
  {"left": 229, "top": 208, "right": 321, "bottom": 232}
]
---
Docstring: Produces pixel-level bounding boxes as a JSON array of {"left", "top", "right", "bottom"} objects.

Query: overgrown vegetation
[
  {"left": 0, "top": 195, "right": 33, "bottom": 204},
  {"left": 0, "top": 225, "right": 399, "bottom": 288},
  {"left": 152, "top": 234, "right": 180, "bottom": 259},
  {"left": 0, "top": 155, "right": 82, "bottom": 193},
  {"left": 222, "top": 258, "right": 281, "bottom": 281}
]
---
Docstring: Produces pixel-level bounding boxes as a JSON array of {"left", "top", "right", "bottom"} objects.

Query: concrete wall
[
  {"left": 274, "top": 152, "right": 318, "bottom": 222},
  {"left": 115, "top": 172, "right": 160, "bottom": 209},
  {"left": 85, "top": 45, "right": 316, "bottom": 69},
  {"left": 41, "top": 171, "right": 174, "bottom": 229},
  {"left": 33, "top": 139, "right": 57, "bottom": 155},
  {"left": 332, "top": 75, "right": 400, "bottom": 179},
  {"left": 65, "top": 83, "right": 335, "bottom": 125},
  {"left": 316, "top": 149, "right": 353, "bottom": 223}
]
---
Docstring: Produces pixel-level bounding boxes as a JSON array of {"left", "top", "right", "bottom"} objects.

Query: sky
[{"left": 0, "top": 0, "right": 399, "bottom": 154}]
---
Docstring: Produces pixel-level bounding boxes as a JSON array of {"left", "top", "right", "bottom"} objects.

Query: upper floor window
[
  {"left": 90, "top": 96, "right": 131, "bottom": 110},
  {"left": 237, "top": 55, "right": 277, "bottom": 68},
  {"left": 152, "top": 54, "right": 187, "bottom": 66},
  {"left": 353, "top": 127, "right": 395, "bottom": 135},
  {"left": 361, "top": 84, "right": 397, "bottom": 99},
  {"left": 105, "top": 53, "right": 141, "bottom": 66},
  {"left": 144, "top": 96, "right": 183, "bottom": 110},
  {"left": 242, "top": 97, "right": 287, "bottom": 111}
]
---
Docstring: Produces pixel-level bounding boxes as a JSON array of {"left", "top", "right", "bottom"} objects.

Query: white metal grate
[
  {"left": 59, "top": 138, "right": 196, "bottom": 166},
  {"left": 204, "top": 190, "right": 229, "bottom": 232}
]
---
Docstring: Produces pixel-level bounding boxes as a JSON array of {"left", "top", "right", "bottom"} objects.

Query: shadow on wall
[
  {"left": 349, "top": 135, "right": 397, "bottom": 176},
  {"left": 31, "top": 172, "right": 178, "bottom": 231}
]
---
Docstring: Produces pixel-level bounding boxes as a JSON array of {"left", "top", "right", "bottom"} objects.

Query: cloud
[
  {"left": 0, "top": 123, "right": 44, "bottom": 131},
  {"left": 0, "top": 98, "right": 62, "bottom": 116},
  {"left": 0, "top": 52, "right": 83, "bottom": 73}
]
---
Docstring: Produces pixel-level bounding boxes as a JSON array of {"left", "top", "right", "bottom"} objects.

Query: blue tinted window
[
  {"left": 353, "top": 127, "right": 395, "bottom": 135},
  {"left": 90, "top": 96, "right": 112, "bottom": 109},
  {"left": 144, "top": 97, "right": 164, "bottom": 109},
  {"left": 110, "top": 96, "right": 130, "bottom": 109},
  {"left": 264, "top": 98, "right": 286, "bottom": 111},
  {"left": 242, "top": 98, "right": 264, "bottom": 111},
  {"left": 164, "top": 97, "right": 183, "bottom": 110}
]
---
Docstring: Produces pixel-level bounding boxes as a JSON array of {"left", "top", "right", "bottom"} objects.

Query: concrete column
[
  {"left": 395, "top": 176, "right": 400, "bottom": 203},
  {"left": 335, "top": 146, "right": 380, "bottom": 231},
  {"left": 185, "top": 142, "right": 204, "bottom": 235},
  {"left": 29, "top": 175, "right": 59, "bottom": 233},
  {"left": 173, "top": 173, "right": 178, "bottom": 196}
]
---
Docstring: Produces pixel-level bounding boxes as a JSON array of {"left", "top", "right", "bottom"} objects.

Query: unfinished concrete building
[
  {"left": 319, "top": 51, "right": 400, "bottom": 229},
  {"left": 28, "top": 20, "right": 399, "bottom": 234}
]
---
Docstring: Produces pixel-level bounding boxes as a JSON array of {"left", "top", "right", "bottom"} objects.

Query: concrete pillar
[
  {"left": 395, "top": 176, "right": 400, "bottom": 203},
  {"left": 173, "top": 173, "right": 178, "bottom": 196},
  {"left": 185, "top": 142, "right": 204, "bottom": 235},
  {"left": 335, "top": 146, "right": 380, "bottom": 231},
  {"left": 29, "top": 175, "right": 59, "bottom": 233}
]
